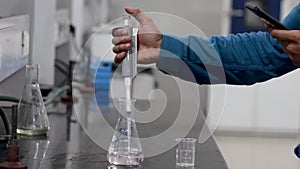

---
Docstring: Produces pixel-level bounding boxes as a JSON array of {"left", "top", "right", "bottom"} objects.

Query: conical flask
[
  {"left": 17, "top": 64, "right": 50, "bottom": 136},
  {"left": 107, "top": 98, "right": 143, "bottom": 166}
]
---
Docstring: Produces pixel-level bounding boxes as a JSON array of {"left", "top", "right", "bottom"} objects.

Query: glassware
[
  {"left": 176, "top": 138, "right": 196, "bottom": 167},
  {"left": 107, "top": 165, "right": 142, "bottom": 169},
  {"left": 107, "top": 98, "right": 143, "bottom": 166},
  {"left": 19, "top": 139, "right": 50, "bottom": 169},
  {"left": 17, "top": 64, "right": 50, "bottom": 136},
  {"left": 176, "top": 166, "right": 195, "bottom": 169}
]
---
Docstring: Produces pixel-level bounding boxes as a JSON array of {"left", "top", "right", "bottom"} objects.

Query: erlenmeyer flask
[
  {"left": 19, "top": 139, "right": 50, "bottom": 169},
  {"left": 17, "top": 64, "right": 50, "bottom": 136},
  {"left": 107, "top": 98, "right": 143, "bottom": 166}
]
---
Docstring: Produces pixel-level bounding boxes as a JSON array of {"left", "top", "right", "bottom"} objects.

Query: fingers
[
  {"left": 124, "top": 7, "right": 150, "bottom": 25},
  {"left": 112, "top": 43, "right": 131, "bottom": 54},
  {"left": 270, "top": 29, "right": 297, "bottom": 41},
  {"left": 286, "top": 43, "right": 300, "bottom": 55},
  {"left": 112, "top": 28, "right": 128, "bottom": 36},
  {"left": 266, "top": 26, "right": 300, "bottom": 67},
  {"left": 278, "top": 39, "right": 289, "bottom": 48},
  {"left": 113, "top": 7, "right": 154, "bottom": 64},
  {"left": 112, "top": 36, "right": 131, "bottom": 45},
  {"left": 114, "top": 52, "right": 127, "bottom": 63},
  {"left": 112, "top": 27, "right": 132, "bottom": 63},
  {"left": 112, "top": 42, "right": 131, "bottom": 64}
]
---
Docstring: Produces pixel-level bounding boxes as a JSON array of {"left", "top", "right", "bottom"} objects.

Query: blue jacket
[{"left": 157, "top": 3, "right": 300, "bottom": 85}]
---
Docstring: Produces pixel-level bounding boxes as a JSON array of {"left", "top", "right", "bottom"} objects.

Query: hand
[
  {"left": 268, "top": 26, "right": 300, "bottom": 67},
  {"left": 112, "top": 8, "right": 162, "bottom": 64}
]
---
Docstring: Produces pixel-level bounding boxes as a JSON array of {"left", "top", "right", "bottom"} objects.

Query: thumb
[{"left": 125, "top": 7, "right": 148, "bottom": 25}]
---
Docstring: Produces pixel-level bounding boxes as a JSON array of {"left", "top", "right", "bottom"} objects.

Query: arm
[
  {"left": 112, "top": 7, "right": 298, "bottom": 85},
  {"left": 157, "top": 32, "right": 296, "bottom": 85},
  {"left": 157, "top": 3, "right": 300, "bottom": 85}
]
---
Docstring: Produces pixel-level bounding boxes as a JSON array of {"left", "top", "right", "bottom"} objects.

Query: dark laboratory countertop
[{"left": 0, "top": 87, "right": 228, "bottom": 169}]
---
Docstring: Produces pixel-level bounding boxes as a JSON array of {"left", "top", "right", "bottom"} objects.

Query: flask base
[{"left": 107, "top": 152, "right": 143, "bottom": 166}]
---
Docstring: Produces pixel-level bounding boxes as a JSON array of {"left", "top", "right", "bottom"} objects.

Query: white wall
[
  {"left": 109, "top": 0, "right": 230, "bottom": 37},
  {"left": 29, "top": 0, "right": 56, "bottom": 85},
  {"left": 280, "top": 0, "right": 300, "bottom": 20},
  {"left": 208, "top": 70, "right": 300, "bottom": 133}
]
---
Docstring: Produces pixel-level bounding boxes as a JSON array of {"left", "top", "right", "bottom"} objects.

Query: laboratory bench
[{"left": 0, "top": 82, "right": 228, "bottom": 169}]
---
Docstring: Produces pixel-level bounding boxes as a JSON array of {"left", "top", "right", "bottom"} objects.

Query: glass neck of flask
[
  {"left": 26, "top": 64, "right": 39, "bottom": 84},
  {"left": 118, "top": 98, "right": 136, "bottom": 119}
]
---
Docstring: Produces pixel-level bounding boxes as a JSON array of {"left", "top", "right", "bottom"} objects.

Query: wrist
[{"left": 155, "top": 34, "right": 163, "bottom": 61}]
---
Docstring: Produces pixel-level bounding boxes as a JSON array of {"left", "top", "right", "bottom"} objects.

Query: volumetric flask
[
  {"left": 17, "top": 64, "right": 50, "bottom": 136},
  {"left": 107, "top": 98, "right": 143, "bottom": 166}
]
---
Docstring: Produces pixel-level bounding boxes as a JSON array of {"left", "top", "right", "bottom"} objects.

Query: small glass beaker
[
  {"left": 107, "top": 98, "right": 143, "bottom": 166},
  {"left": 17, "top": 64, "right": 50, "bottom": 136},
  {"left": 176, "top": 138, "right": 196, "bottom": 167}
]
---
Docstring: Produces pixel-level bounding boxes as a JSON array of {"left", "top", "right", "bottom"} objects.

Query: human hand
[
  {"left": 268, "top": 26, "right": 300, "bottom": 67},
  {"left": 112, "top": 8, "right": 162, "bottom": 64}
]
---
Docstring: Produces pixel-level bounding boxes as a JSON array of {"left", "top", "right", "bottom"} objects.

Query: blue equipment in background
[{"left": 88, "top": 57, "right": 112, "bottom": 109}]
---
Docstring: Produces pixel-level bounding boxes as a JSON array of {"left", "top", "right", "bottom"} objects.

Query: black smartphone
[{"left": 245, "top": 3, "right": 288, "bottom": 30}]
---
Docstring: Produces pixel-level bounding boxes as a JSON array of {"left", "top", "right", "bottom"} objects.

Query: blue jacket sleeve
[{"left": 157, "top": 4, "right": 300, "bottom": 85}]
